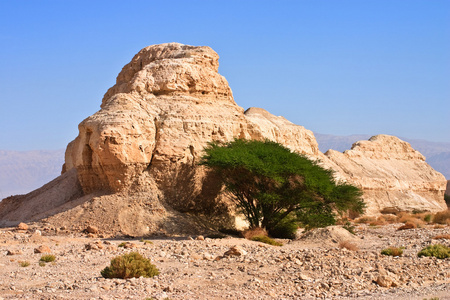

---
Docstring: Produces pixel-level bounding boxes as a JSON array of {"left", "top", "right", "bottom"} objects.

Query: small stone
[
  {"left": 85, "top": 225, "right": 99, "bottom": 234},
  {"left": 6, "top": 250, "right": 22, "bottom": 256},
  {"left": 34, "top": 245, "right": 51, "bottom": 253},
  {"left": 223, "top": 246, "right": 247, "bottom": 257},
  {"left": 17, "top": 223, "right": 28, "bottom": 230},
  {"left": 196, "top": 235, "right": 205, "bottom": 241},
  {"left": 85, "top": 241, "right": 104, "bottom": 251}
]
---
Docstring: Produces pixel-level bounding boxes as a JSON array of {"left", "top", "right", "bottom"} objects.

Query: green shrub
[
  {"left": 418, "top": 244, "right": 450, "bottom": 259},
  {"left": 424, "top": 214, "right": 432, "bottom": 223},
  {"left": 118, "top": 242, "right": 126, "bottom": 247},
  {"left": 40, "top": 254, "right": 56, "bottom": 262},
  {"left": 19, "top": 261, "right": 30, "bottom": 267},
  {"left": 39, "top": 261, "right": 46, "bottom": 267},
  {"left": 251, "top": 235, "right": 283, "bottom": 246},
  {"left": 381, "top": 247, "right": 404, "bottom": 256},
  {"left": 101, "top": 252, "right": 159, "bottom": 279},
  {"left": 342, "top": 221, "right": 356, "bottom": 235}
]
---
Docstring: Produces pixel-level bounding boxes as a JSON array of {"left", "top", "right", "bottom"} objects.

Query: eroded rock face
[
  {"left": 324, "top": 135, "right": 447, "bottom": 214},
  {"left": 1, "top": 43, "right": 445, "bottom": 234},
  {"left": 63, "top": 43, "right": 321, "bottom": 214}
]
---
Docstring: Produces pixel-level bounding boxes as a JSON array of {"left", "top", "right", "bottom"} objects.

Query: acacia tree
[{"left": 200, "top": 139, "right": 364, "bottom": 236}]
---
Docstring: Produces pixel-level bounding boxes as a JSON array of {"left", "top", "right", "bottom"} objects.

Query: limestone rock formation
[
  {"left": 324, "top": 135, "right": 447, "bottom": 214},
  {"left": 0, "top": 43, "right": 447, "bottom": 235}
]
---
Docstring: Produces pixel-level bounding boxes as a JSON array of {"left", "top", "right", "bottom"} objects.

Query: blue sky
[{"left": 1, "top": 0, "right": 449, "bottom": 150}]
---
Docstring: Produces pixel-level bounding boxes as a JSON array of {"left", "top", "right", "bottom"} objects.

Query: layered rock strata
[
  {"left": 0, "top": 43, "right": 447, "bottom": 234},
  {"left": 324, "top": 135, "right": 447, "bottom": 214}
]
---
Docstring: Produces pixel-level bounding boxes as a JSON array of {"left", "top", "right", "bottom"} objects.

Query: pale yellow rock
[{"left": 323, "top": 135, "right": 447, "bottom": 214}]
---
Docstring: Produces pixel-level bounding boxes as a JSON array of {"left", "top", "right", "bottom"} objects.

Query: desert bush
[
  {"left": 118, "top": 242, "right": 126, "bottom": 247},
  {"left": 381, "top": 247, "right": 404, "bottom": 256},
  {"left": 40, "top": 254, "right": 56, "bottom": 262},
  {"left": 355, "top": 216, "right": 377, "bottom": 224},
  {"left": 433, "top": 210, "right": 450, "bottom": 225},
  {"left": 101, "top": 252, "right": 159, "bottom": 279},
  {"left": 200, "top": 139, "right": 364, "bottom": 233},
  {"left": 424, "top": 214, "right": 432, "bottom": 223},
  {"left": 418, "top": 244, "right": 450, "bottom": 259},
  {"left": 339, "top": 240, "right": 359, "bottom": 251},
  {"left": 397, "top": 222, "right": 417, "bottom": 230},
  {"left": 19, "top": 261, "right": 30, "bottom": 267},
  {"left": 243, "top": 227, "right": 268, "bottom": 239},
  {"left": 397, "top": 212, "right": 426, "bottom": 227},
  {"left": 432, "top": 234, "right": 450, "bottom": 240},
  {"left": 39, "top": 261, "right": 46, "bottom": 267},
  {"left": 251, "top": 235, "right": 283, "bottom": 246}
]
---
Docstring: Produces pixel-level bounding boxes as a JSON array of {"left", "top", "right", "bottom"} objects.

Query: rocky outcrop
[
  {"left": 62, "top": 43, "right": 321, "bottom": 214},
  {"left": 325, "top": 135, "right": 447, "bottom": 214},
  {"left": 0, "top": 43, "right": 447, "bottom": 234}
]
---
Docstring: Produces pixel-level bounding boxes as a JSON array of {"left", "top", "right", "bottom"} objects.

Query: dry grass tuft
[
  {"left": 338, "top": 240, "right": 359, "bottom": 251},
  {"left": 397, "top": 222, "right": 417, "bottom": 231},
  {"left": 432, "top": 234, "right": 450, "bottom": 240},
  {"left": 243, "top": 227, "right": 268, "bottom": 240},
  {"left": 381, "top": 246, "right": 404, "bottom": 257},
  {"left": 433, "top": 210, "right": 450, "bottom": 225}
]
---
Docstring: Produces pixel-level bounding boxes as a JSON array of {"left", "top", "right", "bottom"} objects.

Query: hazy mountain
[
  {"left": 0, "top": 133, "right": 448, "bottom": 198},
  {"left": 0, "top": 149, "right": 64, "bottom": 198},
  {"left": 315, "top": 133, "right": 450, "bottom": 179}
]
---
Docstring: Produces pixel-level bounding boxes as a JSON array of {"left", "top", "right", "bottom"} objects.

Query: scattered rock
[
  {"left": 85, "top": 241, "right": 104, "bottom": 251},
  {"left": 85, "top": 226, "right": 99, "bottom": 234},
  {"left": 223, "top": 246, "right": 247, "bottom": 257},
  {"left": 17, "top": 223, "right": 28, "bottom": 230},
  {"left": 196, "top": 235, "right": 205, "bottom": 241},
  {"left": 34, "top": 245, "right": 51, "bottom": 253}
]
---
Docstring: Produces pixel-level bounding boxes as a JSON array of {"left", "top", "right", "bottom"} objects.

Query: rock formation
[
  {"left": 0, "top": 43, "right": 447, "bottom": 235},
  {"left": 324, "top": 135, "right": 447, "bottom": 214}
]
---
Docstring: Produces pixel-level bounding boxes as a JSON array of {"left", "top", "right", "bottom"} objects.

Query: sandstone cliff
[{"left": 0, "top": 43, "right": 446, "bottom": 235}]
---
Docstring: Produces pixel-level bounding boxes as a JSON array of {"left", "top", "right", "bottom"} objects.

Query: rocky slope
[{"left": 0, "top": 43, "right": 446, "bottom": 234}]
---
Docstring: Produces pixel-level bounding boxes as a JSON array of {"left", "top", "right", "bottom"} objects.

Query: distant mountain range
[
  {"left": 0, "top": 149, "right": 65, "bottom": 198},
  {"left": 0, "top": 134, "right": 448, "bottom": 198},
  {"left": 314, "top": 133, "right": 450, "bottom": 179}
]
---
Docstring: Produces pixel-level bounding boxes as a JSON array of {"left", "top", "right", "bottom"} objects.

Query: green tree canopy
[{"left": 200, "top": 139, "right": 365, "bottom": 235}]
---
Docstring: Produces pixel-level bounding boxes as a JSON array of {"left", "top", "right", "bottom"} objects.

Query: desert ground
[{"left": 0, "top": 221, "right": 449, "bottom": 300}]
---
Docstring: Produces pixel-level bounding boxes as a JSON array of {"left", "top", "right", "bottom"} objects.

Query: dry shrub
[
  {"left": 397, "top": 212, "right": 425, "bottom": 227},
  {"left": 355, "top": 216, "right": 377, "bottom": 224},
  {"left": 339, "top": 240, "right": 359, "bottom": 251},
  {"left": 433, "top": 234, "right": 450, "bottom": 240},
  {"left": 382, "top": 214, "right": 398, "bottom": 223},
  {"left": 433, "top": 224, "right": 446, "bottom": 229},
  {"left": 243, "top": 227, "right": 267, "bottom": 240},
  {"left": 381, "top": 247, "right": 404, "bottom": 257},
  {"left": 433, "top": 210, "right": 450, "bottom": 225},
  {"left": 397, "top": 222, "right": 417, "bottom": 231}
]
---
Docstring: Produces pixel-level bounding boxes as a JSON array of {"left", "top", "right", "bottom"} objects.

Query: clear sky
[{"left": 1, "top": 0, "right": 449, "bottom": 151}]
